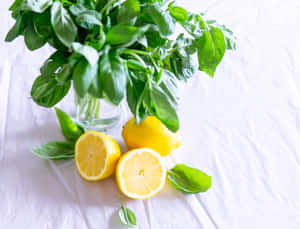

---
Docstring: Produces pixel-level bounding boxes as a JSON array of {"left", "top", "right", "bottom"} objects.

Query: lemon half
[
  {"left": 116, "top": 148, "right": 167, "bottom": 200},
  {"left": 75, "top": 131, "right": 121, "bottom": 181}
]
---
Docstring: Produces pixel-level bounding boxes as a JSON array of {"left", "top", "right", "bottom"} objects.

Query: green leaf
[
  {"left": 106, "top": 24, "right": 150, "bottom": 47},
  {"left": 22, "top": 0, "right": 53, "bottom": 13},
  {"left": 126, "top": 72, "right": 147, "bottom": 122},
  {"left": 5, "top": 14, "right": 25, "bottom": 42},
  {"left": 31, "top": 141, "right": 75, "bottom": 160},
  {"left": 117, "top": 0, "right": 140, "bottom": 24},
  {"left": 72, "top": 42, "right": 99, "bottom": 66},
  {"left": 146, "top": 4, "right": 175, "bottom": 37},
  {"left": 31, "top": 76, "right": 71, "bottom": 108},
  {"left": 55, "top": 108, "right": 84, "bottom": 141},
  {"left": 9, "top": 0, "right": 23, "bottom": 11},
  {"left": 145, "top": 27, "right": 167, "bottom": 47},
  {"left": 197, "top": 26, "right": 226, "bottom": 77},
  {"left": 76, "top": 10, "right": 102, "bottom": 29},
  {"left": 33, "top": 9, "right": 53, "bottom": 38},
  {"left": 168, "top": 5, "right": 188, "bottom": 23},
  {"left": 148, "top": 79, "right": 179, "bottom": 132},
  {"left": 69, "top": 4, "right": 87, "bottom": 16},
  {"left": 24, "top": 16, "right": 47, "bottom": 50},
  {"left": 73, "top": 58, "right": 98, "bottom": 97},
  {"left": 170, "top": 49, "right": 196, "bottom": 81},
  {"left": 40, "top": 51, "right": 67, "bottom": 81},
  {"left": 214, "top": 24, "right": 237, "bottom": 50},
  {"left": 98, "top": 51, "right": 127, "bottom": 105},
  {"left": 51, "top": 1, "right": 77, "bottom": 47},
  {"left": 168, "top": 164, "right": 212, "bottom": 193},
  {"left": 118, "top": 202, "right": 137, "bottom": 227}
]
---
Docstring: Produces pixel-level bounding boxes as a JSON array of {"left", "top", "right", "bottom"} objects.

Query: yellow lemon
[
  {"left": 122, "top": 116, "right": 182, "bottom": 156},
  {"left": 116, "top": 148, "right": 166, "bottom": 200},
  {"left": 75, "top": 131, "right": 121, "bottom": 181}
]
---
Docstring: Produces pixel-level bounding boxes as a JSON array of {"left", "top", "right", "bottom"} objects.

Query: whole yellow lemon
[{"left": 122, "top": 116, "right": 182, "bottom": 156}]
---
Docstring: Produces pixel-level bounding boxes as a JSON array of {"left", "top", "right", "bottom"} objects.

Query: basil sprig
[
  {"left": 6, "top": 0, "right": 236, "bottom": 132},
  {"left": 168, "top": 164, "right": 212, "bottom": 193},
  {"left": 118, "top": 197, "right": 137, "bottom": 228}
]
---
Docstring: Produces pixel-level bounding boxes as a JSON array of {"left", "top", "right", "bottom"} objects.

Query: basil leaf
[
  {"left": 73, "top": 58, "right": 98, "bottom": 97},
  {"left": 51, "top": 2, "right": 77, "bottom": 47},
  {"left": 31, "top": 141, "right": 75, "bottom": 160},
  {"left": 76, "top": 10, "right": 102, "bottom": 29},
  {"left": 5, "top": 14, "right": 25, "bottom": 42},
  {"left": 148, "top": 79, "right": 179, "bottom": 132},
  {"left": 145, "top": 28, "right": 167, "bottom": 47},
  {"left": 197, "top": 26, "right": 226, "bottom": 77},
  {"left": 69, "top": 4, "right": 87, "bottom": 16},
  {"left": 168, "top": 164, "right": 212, "bottom": 193},
  {"left": 22, "top": 0, "right": 53, "bottom": 13},
  {"left": 127, "top": 72, "right": 147, "bottom": 122},
  {"left": 98, "top": 51, "right": 127, "bottom": 105},
  {"left": 24, "top": 16, "right": 47, "bottom": 50},
  {"left": 106, "top": 24, "right": 150, "bottom": 47},
  {"left": 117, "top": 0, "right": 140, "bottom": 24},
  {"left": 33, "top": 9, "right": 52, "bottom": 38},
  {"left": 31, "top": 76, "right": 71, "bottom": 108},
  {"left": 168, "top": 5, "right": 188, "bottom": 23},
  {"left": 118, "top": 203, "right": 137, "bottom": 227},
  {"left": 72, "top": 42, "right": 99, "bottom": 66},
  {"left": 40, "top": 51, "right": 67, "bottom": 81},
  {"left": 170, "top": 49, "right": 196, "bottom": 81},
  {"left": 146, "top": 4, "right": 175, "bottom": 37},
  {"left": 9, "top": 0, "right": 23, "bottom": 11},
  {"left": 55, "top": 108, "right": 84, "bottom": 141},
  {"left": 215, "top": 24, "right": 237, "bottom": 50}
]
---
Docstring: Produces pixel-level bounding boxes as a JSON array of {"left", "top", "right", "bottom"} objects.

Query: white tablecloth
[{"left": 1, "top": 0, "right": 300, "bottom": 228}]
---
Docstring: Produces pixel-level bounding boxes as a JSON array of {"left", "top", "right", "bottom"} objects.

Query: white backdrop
[{"left": 1, "top": 0, "right": 300, "bottom": 228}]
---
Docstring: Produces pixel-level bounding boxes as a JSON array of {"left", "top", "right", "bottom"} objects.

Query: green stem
[
  {"left": 100, "top": 0, "right": 119, "bottom": 14},
  {"left": 122, "top": 49, "right": 150, "bottom": 56}
]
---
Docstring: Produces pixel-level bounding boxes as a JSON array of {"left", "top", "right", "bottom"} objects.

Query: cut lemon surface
[
  {"left": 75, "top": 131, "right": 121, "bottom": 181},
  {"left": 116, "top": 148, "right": 167, "bottom": 200}
]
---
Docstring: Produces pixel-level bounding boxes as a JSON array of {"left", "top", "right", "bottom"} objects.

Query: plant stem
[
  {"left": 122, "top": 49, "right": 150, "bottom": 56},
  {"left": 100, "top": 0, "right": 119, "bottom": 14}
]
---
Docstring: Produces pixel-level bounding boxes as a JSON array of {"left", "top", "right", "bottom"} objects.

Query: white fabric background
[{"left": 1, "top": 0, "right": 300, "bottom": 228}]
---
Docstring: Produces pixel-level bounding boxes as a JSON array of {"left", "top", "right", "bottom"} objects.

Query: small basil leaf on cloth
[
  {"left": 55, "top": 108, "right": 84, "bottom": 142},
  {"left": 31, "top": 76, "right": 71, "bottom": 108},
  {"left": 73, "top": 58, "right": 98, "bottom": 97},
  {"left": 51, "top": 1, "right": 77, "bottom": 47},
  {"left": 5, "top": 14, "right": 25, "bottom": 42},
  {"left": 168, "top": 164, "right": 212, "bottom": 193},
  {"left": 117, "top": 0, "right": 140, "bottom": 24},
  {"left": 72, "top": 42, "right": 99, "bottom": 66},
  {"left": 118, "top": 202, "right": 137, "bottom": 227},
  {"left": 21, "top": 0, "right": 53, "bottom": 13},
  {"left": 196, "top": 26, "right": 226, "bottom": 77},
  {"left": 31, "top": 141, "right": 75, "bottom": 160},
  {"left": 146, "top": 4, "right": 175, "bottom": 37}
]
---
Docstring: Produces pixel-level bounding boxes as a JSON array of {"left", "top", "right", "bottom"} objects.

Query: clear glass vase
[{"left": 74, "top": 91, "right": 121, "bottom": 132}]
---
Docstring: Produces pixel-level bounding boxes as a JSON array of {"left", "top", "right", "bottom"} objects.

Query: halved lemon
[
  {"left": 75, "top": 131, "right": 121, "bottom": 181},
  {"left": 116, "top": 148, "right": 167, "bottom": 200}
]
